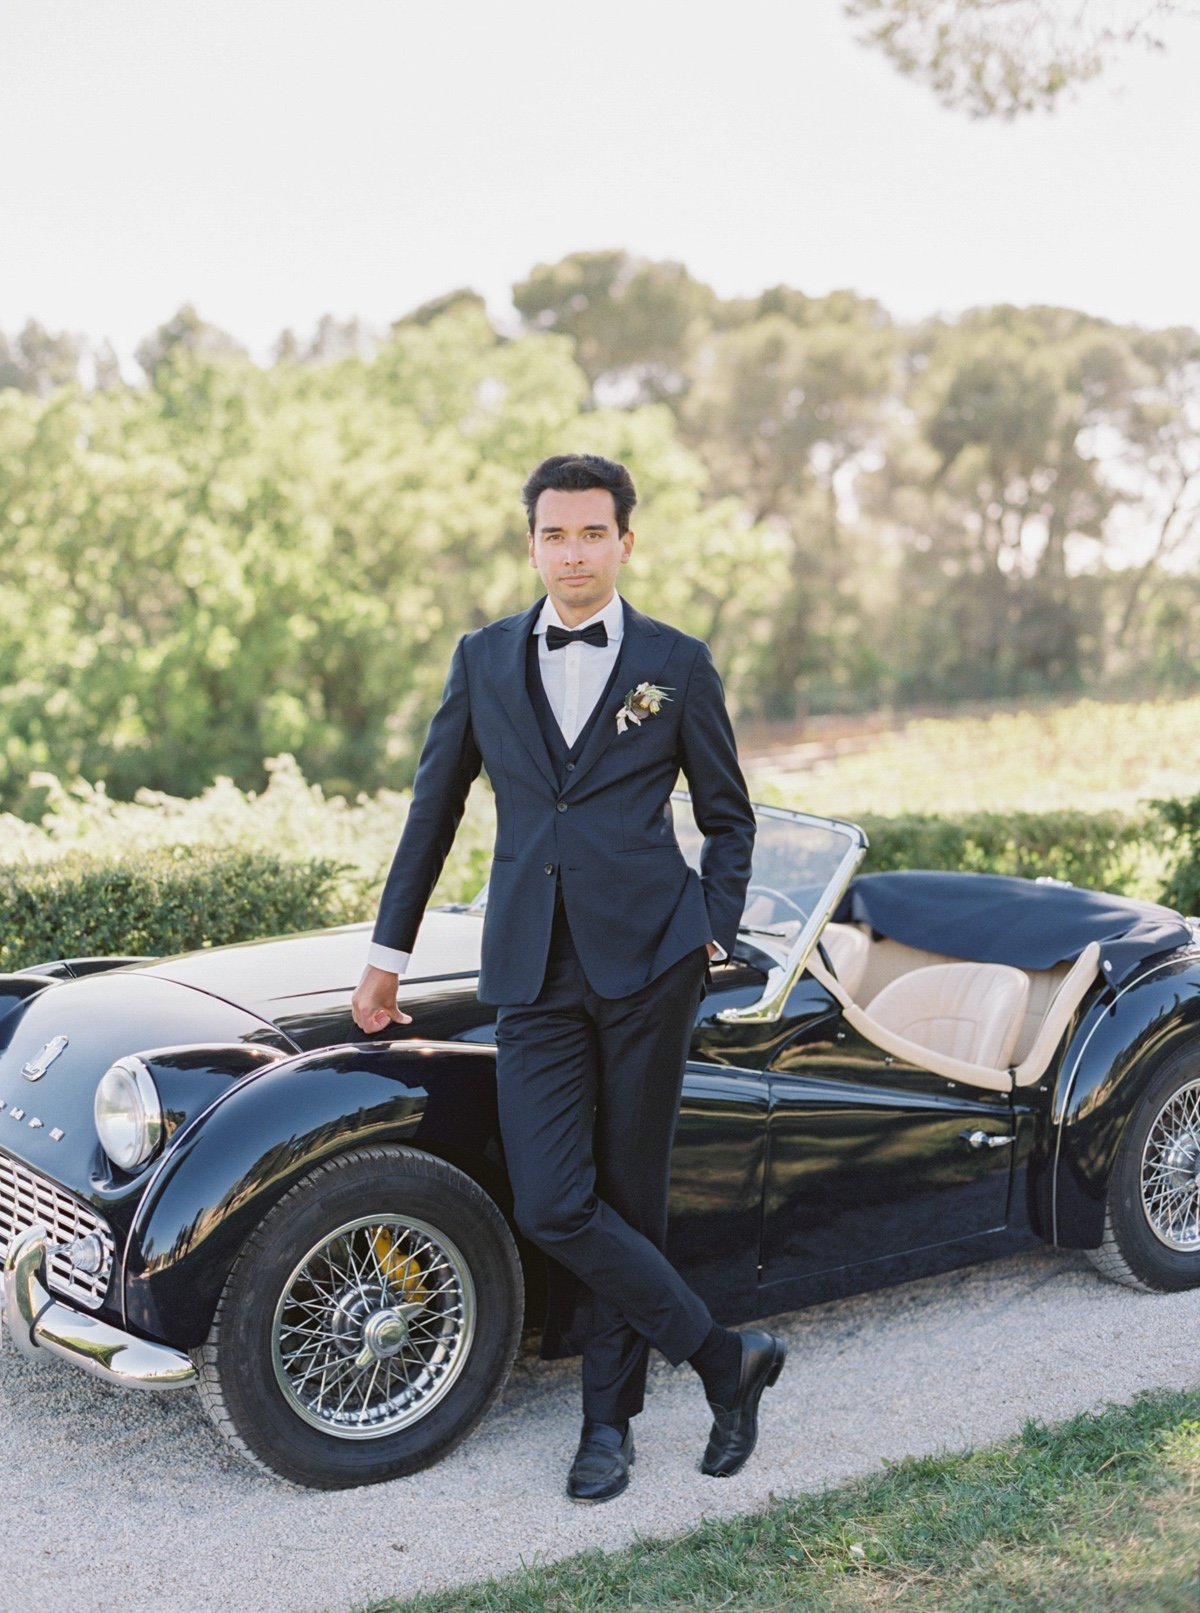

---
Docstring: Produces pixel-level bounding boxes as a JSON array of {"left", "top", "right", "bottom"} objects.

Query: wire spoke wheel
[
  {"left": 196, "top": 1145, "right": 522, "bottom": 1487},
  {"left": 272, "top": 1214, "right": 476, "bottom": 1439},
  {"left": 1141, "top": 1078, "right": 1200, "bottom": 1252}
]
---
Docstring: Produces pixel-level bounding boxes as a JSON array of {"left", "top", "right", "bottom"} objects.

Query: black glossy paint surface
[
  {"left": 0, "top": 972, "right": 287, "bottom": 1214},
  {"left": 1051, "top": 955, "right": 1200, "bottom": 1245},
  {"left": 665, "top": 1068, "right": 770, "bottom": 1318},
  {"left": 124, "top": 1043, "right": 500, "bottom": 1344},
  {"left": 763, "top": 1020, "right": 1015, "bottom": 1282}
]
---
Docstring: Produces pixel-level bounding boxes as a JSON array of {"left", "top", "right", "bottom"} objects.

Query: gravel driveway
[{"left": 5, "top": 1247, "right": 1199, "bottom": 1613}]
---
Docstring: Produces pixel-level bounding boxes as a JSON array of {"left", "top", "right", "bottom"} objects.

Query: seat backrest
[
  {"left": 819, "top": 921, "right": 871, "bottom": 1000},
  {"left": 868, "top": 961, "right": 1031, "bottom": 1070}
]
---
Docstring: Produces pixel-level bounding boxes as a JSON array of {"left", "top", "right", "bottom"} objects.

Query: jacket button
[
  {"left": 544, "top": 863, "right": 554, "bottom": 875},
  {"left": 565, "top": 762, "right": 575, "bottom": 772},
  {"left": 556, "top": 801, "right": 568, "bottom": 812}
]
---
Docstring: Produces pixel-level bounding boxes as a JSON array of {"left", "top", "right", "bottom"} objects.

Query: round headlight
[{"left": 94, "top": 1056, "right": 163, "bottom": 1172}]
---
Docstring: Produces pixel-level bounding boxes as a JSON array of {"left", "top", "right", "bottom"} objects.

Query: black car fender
[
  {"left": 1049, "top": 951, "right": 1200, "bottom": 1248},
  {"left": 122, "top": 1039, "right": 505, "bottom": 1349}
]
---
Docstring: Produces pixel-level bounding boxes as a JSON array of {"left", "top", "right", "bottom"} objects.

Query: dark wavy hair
[{"left": 521, "top": 453, "right": 638, "bottom": 535}]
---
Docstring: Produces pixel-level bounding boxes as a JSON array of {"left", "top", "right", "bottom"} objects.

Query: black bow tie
[{"left": 545, "top": 622, "right": 608, "bottom": 651}]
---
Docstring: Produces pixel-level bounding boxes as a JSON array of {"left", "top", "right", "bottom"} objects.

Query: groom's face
[{"left": 527, "top": 487, "right": 635, "bottom": 626}]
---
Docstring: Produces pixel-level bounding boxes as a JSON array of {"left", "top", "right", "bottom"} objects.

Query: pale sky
[{"left": 2, "top": 0, "right": 1197, "bottom": 370}]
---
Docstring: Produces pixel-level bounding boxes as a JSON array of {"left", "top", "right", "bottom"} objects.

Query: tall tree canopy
[{"left": 2, "top": 256, "right": 1198, "bottom": 811}]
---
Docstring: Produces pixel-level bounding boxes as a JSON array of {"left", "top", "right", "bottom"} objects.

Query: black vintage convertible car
[{"left": 2, "top": 798, "right": 1199, "bottom": 1488}]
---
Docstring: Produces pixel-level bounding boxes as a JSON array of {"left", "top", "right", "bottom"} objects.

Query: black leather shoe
[
  {"left": 700, "top": 1329, "right": 787, "bottom": 1478},
  {"left": 567, "top": 1419, "right": 635, "bottom": 1503}
]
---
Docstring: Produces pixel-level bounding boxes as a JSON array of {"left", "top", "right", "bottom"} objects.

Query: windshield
[{"left": 673, "top": 798, "right": 864, "bottom": 957}]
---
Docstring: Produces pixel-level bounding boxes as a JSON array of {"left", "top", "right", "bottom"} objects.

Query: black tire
[
  {"left": 1088, "top": 1049, "right": 1200, "bottom": 1293},
  {"left": 194, "top": 1144, "right": 522, "bottom": 1488}
]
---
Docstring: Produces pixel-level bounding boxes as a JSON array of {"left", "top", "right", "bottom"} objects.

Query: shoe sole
[{"left": 701, "top": 1337, "right": 787, "bottom": 1479}]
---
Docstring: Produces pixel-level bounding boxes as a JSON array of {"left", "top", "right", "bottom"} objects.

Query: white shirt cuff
[
  {"left": 710, "top": 941, "right": 727, "bottom": 962},
  {"left": 368, "top": 942, "right": 411, "bottom": 975}
]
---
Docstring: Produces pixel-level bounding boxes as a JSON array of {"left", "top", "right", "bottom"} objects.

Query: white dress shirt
[
  {"left": 532, "top": 591, "right": 625, "bottom": 745},
  {"left": 367, "top": 591, "right": 722, "bottom": 974}
]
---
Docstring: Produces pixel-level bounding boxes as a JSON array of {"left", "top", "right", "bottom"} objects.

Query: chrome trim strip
[
  {"left": 717, "top": 816, "right": 869, "bottom": 1026},
  {"left": 2, "top": 1225, "right": 196, "bottom": 1391}
]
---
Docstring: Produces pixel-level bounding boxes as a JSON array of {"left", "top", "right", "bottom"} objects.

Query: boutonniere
[{"left": 616, "top": 682, "right": 673, "bottom": 734}]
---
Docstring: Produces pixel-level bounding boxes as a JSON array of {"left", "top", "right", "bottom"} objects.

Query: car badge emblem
[{"left": 22, "top": 1035, "right": 69, "bottom": 1082}]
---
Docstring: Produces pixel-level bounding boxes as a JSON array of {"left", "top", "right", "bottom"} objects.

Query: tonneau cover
[{"left": 834, "top": 870, "right": 1193, "bottom": 985}]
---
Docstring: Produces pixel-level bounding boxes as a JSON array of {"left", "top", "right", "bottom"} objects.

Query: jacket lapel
[
  {"left": 561, "top": 600, "right": 673, "bottom": 796},
  {"left": 492, "top": 598, "right": 559, "bottom": 792}
]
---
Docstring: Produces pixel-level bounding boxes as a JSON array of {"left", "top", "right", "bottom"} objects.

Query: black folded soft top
[{"left": 834, "top": 870, "right": 1193, "bottom": 985}]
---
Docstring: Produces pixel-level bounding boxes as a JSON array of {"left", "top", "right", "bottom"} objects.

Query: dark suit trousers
[{"left": 494, "top": 898, "right": 713, "bottom": 1424}]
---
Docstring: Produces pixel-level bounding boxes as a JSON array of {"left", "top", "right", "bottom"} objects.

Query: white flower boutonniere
[{"left": 616, "top": 681, "right": 673, "bottom": 734}]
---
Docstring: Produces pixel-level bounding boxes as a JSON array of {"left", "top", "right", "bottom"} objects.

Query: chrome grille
[{"left": 0, "top": 1151, "right": 114, "bottom": 1309}]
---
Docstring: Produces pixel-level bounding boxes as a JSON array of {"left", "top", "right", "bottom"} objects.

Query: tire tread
[
  {"left": 193, "top": 1143, "right": 520, "bottom": 1486},
  {"left": 1086, "top": 1049, "right": 1200, "bottom": 1295},
  {"left": 1085, "top": 1203, "right": 1158, "bottom": 1292}
]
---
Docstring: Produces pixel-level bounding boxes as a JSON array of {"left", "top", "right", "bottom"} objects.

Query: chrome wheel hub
[
  {"left": 1141, "top": 1079, "right": 1200, "bottom": 1251},
  {"left": 271, "top": 1215, "right": 476, "bottom": 1439}
]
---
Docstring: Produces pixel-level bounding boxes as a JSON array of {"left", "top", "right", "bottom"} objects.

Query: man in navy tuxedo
[{"left": 352, "top": 453, "right": 786, "bottom": 1501}]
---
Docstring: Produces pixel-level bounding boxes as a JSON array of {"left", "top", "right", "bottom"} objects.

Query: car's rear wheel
[
  {"left": 1088, "top": 1050, "right": 1200, "bottom": 1292},
  {"left": 194, "top": 1144, "right": 522, "bottom": 1488}
]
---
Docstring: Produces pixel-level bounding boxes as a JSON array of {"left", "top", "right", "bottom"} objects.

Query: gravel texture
[{"left": 4, "top": 1247, "right": 1199, "bottom": 1613}]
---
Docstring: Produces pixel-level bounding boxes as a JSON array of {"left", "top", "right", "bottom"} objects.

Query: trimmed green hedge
[
  {"left": 2, "top": 796, "right": 1196, "bottom": 976},
  {"left": 0, "top": 846, "right": 359, "bottom": 973},
  {"left": 856, "top": 807, "right": 1158, "bottom": 893},
  {"left": 1153, "top": 794, "right": 1200, "bottom": 915}
]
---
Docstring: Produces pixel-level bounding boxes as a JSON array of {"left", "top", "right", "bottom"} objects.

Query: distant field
[{"left": 745, "top": 696, "right": 1200, "bottom": 818}]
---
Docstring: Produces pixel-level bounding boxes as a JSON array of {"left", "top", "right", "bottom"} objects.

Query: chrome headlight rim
[{"left": 94, "top": 1055, "right": 164, "bottom": 1172}]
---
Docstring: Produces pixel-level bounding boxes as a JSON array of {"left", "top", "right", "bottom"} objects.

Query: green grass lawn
[
  {"left": 746, "top": 696, "right": 1200, "bottom": 817},
  {"left": 364, "top": 1390, "right": 1200, "bottom": 1613}
]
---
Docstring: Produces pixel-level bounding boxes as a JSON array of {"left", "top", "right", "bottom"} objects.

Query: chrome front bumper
[{"left": 1, "top": 1223, "right": 197, "bottom": 1390}]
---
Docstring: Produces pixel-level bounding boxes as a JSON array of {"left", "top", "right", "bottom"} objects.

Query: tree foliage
[
  {"left": 1, "top": 257, "right": 1197, "bottom": 812},
  {"left": 844, "top": 0, "right": 1200, "bottom": 118},
  {"left": 0, "top": 300, "right": 782, "bottom": 810}
]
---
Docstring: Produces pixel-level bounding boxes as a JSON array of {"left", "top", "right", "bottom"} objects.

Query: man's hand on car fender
[{"left": 352, "top": 965, "right": 413, "bottom": 1033}]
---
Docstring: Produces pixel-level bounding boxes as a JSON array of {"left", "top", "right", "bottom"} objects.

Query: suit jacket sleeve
[
  {"left": 371, "top": 636, "right": 482, "bottom": 957},
  {"left": 678, "top": 641, "right": 756, "bottom": 957}
]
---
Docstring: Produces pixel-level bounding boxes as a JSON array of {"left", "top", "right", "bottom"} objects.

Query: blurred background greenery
[{"left": 2, "top": 272, "right": 1198, "bottom": 818}]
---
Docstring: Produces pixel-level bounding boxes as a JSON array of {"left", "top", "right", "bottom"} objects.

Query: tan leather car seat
[
  {"left": 867, "top": 961, "right": 1031, "bottom": 1070},
  {"left": 818, "top": 922, "right": 871, "bottom": 1000}
]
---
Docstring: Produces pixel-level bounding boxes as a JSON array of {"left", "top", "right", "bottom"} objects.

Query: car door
[
  {"left": 664, "top": 1057, "right": 772, "bottom": 1321},
  {"left": 759, "top": 1002, "right": 1017, "bottom": 1285}
]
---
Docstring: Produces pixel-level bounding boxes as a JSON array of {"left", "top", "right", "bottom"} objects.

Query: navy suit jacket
[{"left": 372, "top": 596, "right": 756, "bottom": 1005}]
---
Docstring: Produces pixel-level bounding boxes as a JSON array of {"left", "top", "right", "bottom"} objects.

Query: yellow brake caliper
[{"left": 372, "top": 1227, "right": 431, "bottom": 1305}]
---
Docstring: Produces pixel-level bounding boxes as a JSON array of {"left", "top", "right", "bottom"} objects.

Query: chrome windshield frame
[{"left": 671, "top": 791, "right": 869, "bottom": 1026}]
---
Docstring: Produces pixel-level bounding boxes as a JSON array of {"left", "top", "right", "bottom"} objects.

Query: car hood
[
  {"left": 122, "top": 910, "right": 483, "bottom": 1020},
  {"left": 0, "top": 972, "right": 287, "bottom": 1199}
]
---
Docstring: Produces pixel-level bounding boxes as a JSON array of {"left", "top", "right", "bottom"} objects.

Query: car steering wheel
[{"left": 744, "top": 883, "right": 809, "bottom": 925}]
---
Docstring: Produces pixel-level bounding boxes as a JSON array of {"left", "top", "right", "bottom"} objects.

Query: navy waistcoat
[{"left": 524, "top": 630, "right": 627, "bottom": 788}]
